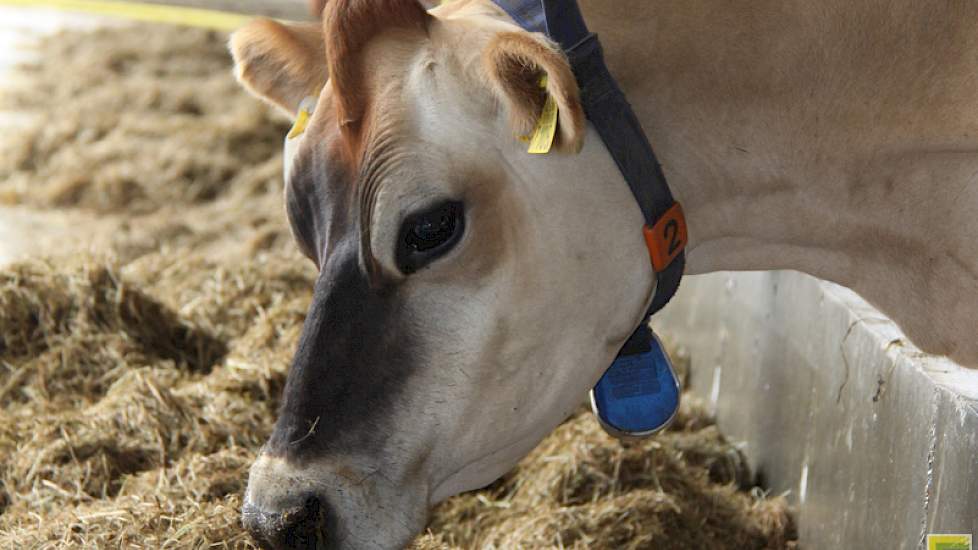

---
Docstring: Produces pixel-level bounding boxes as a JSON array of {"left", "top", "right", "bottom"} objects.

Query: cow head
[{"left": 230, "top": 1, "right": 655, "bottom": 548}]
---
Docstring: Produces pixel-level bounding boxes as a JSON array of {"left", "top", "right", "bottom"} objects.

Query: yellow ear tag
[
  {"left": 526, "top": 75, "right": 558, "bottom": 155},
  {"left": 288, "top": 109, "right": 311, "bottom": 140},
  {"left": 287, "top": 96, "right": 317, "bottom": 140}
]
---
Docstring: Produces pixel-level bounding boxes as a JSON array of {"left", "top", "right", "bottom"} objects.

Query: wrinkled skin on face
[{"left": 230, "top": 1, "right": 654, "bottom": 548}]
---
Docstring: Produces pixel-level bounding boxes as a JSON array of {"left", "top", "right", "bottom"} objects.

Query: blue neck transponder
[
  {"left": 492, "top": 0, "right": 688, "bottom": 438},
  {"left": 589, "top": 325, "right": 681, "bottom": 439}
]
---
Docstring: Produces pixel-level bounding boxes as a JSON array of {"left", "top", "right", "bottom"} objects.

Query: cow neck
[{"left": 491, "top": 0, "right": 688, "bottom": 320}]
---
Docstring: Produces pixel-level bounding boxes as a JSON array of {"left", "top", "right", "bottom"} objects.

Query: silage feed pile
[{"left": 0, "top": 24, "right": 797, "bottom": 549}]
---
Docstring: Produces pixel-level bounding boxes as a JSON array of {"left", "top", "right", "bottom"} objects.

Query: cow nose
[{"left": 242, "top": 495, "right": 326, "bottom": 549}]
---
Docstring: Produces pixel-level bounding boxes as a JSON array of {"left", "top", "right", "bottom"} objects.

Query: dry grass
[
  {"left": 0, "top": 26, "right": 285, "bottom": 214},
  {"left": 0, "top": 254, "right": 309, "bottom": 547},
  {"left": 0, "top": 23, "right": 797, "bottom": 549}
]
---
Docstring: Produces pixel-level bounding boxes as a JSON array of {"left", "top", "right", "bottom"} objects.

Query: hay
[
  {"left": 418, "top": 400, "right": 794, "bottom": 550},
  {"left": 0, "top": 24, "right": 294, "bottom": 264},
  {"left": 0, "top": 24, "right": 797, "bottom": 549},
  {"left": 0, "top": 26, "right": 287, "bottom": 214}
]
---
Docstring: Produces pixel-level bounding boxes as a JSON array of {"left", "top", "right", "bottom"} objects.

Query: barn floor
[{"left": 0, "top": 17, "right": 797, "bottom": 549}]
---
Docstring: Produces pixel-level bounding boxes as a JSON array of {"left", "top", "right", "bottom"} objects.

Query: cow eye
[{"left": 396, "top": 200, "right": 464, "bottom": 274}]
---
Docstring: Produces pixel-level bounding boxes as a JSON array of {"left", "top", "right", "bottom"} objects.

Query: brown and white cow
[{"left": 229, "top": 0, "right": 978, "bottom": 547}]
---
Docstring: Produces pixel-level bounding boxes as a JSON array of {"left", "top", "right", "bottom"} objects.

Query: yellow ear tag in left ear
[
  {"left": 527, "top": 75, "right": 558, "bottom": 155},
  {"left": 288, "top": 109, "right": 311, "bottom": 140},
  {"left": 288, "top": 96, "right": 317, "bottom": 140}
]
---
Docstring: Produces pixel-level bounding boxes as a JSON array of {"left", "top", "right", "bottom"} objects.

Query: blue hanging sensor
[{"left": 590, "top": 326, "right": 681, "bottom": 440}]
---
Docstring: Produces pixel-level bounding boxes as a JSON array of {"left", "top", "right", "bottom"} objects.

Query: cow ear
[
  {"left": 229, "top": 19, "right": 327, "bottom": 116},
  {"left": 483, "top": 31, "right": 586, "bottom": 153}
]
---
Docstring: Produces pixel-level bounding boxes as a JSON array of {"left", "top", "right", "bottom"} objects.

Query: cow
[{"left": 228, "top": 0, "right": 978, "bottom": 547}]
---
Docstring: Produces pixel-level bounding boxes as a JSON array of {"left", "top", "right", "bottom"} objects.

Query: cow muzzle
[
  {"left": 242, "top": 451, "right": 427, "bottom": 550},
  {"left": 242, "top": 454, "right": 336, "bottom": 549},
  {"left": 242, "top": 494, "right": 327, "bottom": 550}
]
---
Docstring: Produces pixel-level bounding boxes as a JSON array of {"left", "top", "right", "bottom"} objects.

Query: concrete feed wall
[{"left": 652, "top": 271, "right": 978, "bottom": 549}]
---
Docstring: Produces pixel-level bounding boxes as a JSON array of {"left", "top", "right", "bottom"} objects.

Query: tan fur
[
  {"left": 323, "top": 0, "right": 430, "bottom": 148},
  {"left": 574, "top": 0, "right": 978, "bottom": 365},
  {"left": 483, "top": 32, "right": 585, "bottom": 153},
  {"left": 228, "top": 19, "right": 327, "bottom": 116}
]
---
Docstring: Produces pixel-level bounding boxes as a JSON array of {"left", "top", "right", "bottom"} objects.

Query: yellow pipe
[{"left": 0, "top": 0, "right": 253, "bottom": 31}]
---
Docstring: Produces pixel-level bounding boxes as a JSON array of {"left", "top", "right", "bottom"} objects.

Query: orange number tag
[{"left": 643, "top": 203, "right": 688, "bottom": 272}]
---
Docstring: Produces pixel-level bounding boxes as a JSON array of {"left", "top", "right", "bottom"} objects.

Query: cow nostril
[
  {"left": 303, "top": 495, "right": 320, "bottom": 515},
  {"left": 242, "top": 496, "right": 326, "bottom": 549},
  {"left": 281, "top": 495, "right": 320, "bottom": 534}
]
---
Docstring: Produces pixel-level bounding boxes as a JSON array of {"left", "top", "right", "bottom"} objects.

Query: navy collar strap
[
  {"left": 492, "top": 0, "right": 548, "bottom": 34},
  {"left": 494, "top": 0, "right": 688, "bottom": 318}
]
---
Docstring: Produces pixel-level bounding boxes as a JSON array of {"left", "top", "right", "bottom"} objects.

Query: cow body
[
  {"left": 229, "top": 1, "right": 978, "bottom": 548},
  {"left": 583, "top": 0, "right": 978, "bottom": 365}
]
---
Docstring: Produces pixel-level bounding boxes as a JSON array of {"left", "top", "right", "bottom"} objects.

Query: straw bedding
[{"left": 0, "top": 23, "right": 797, "bottom": 549}]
